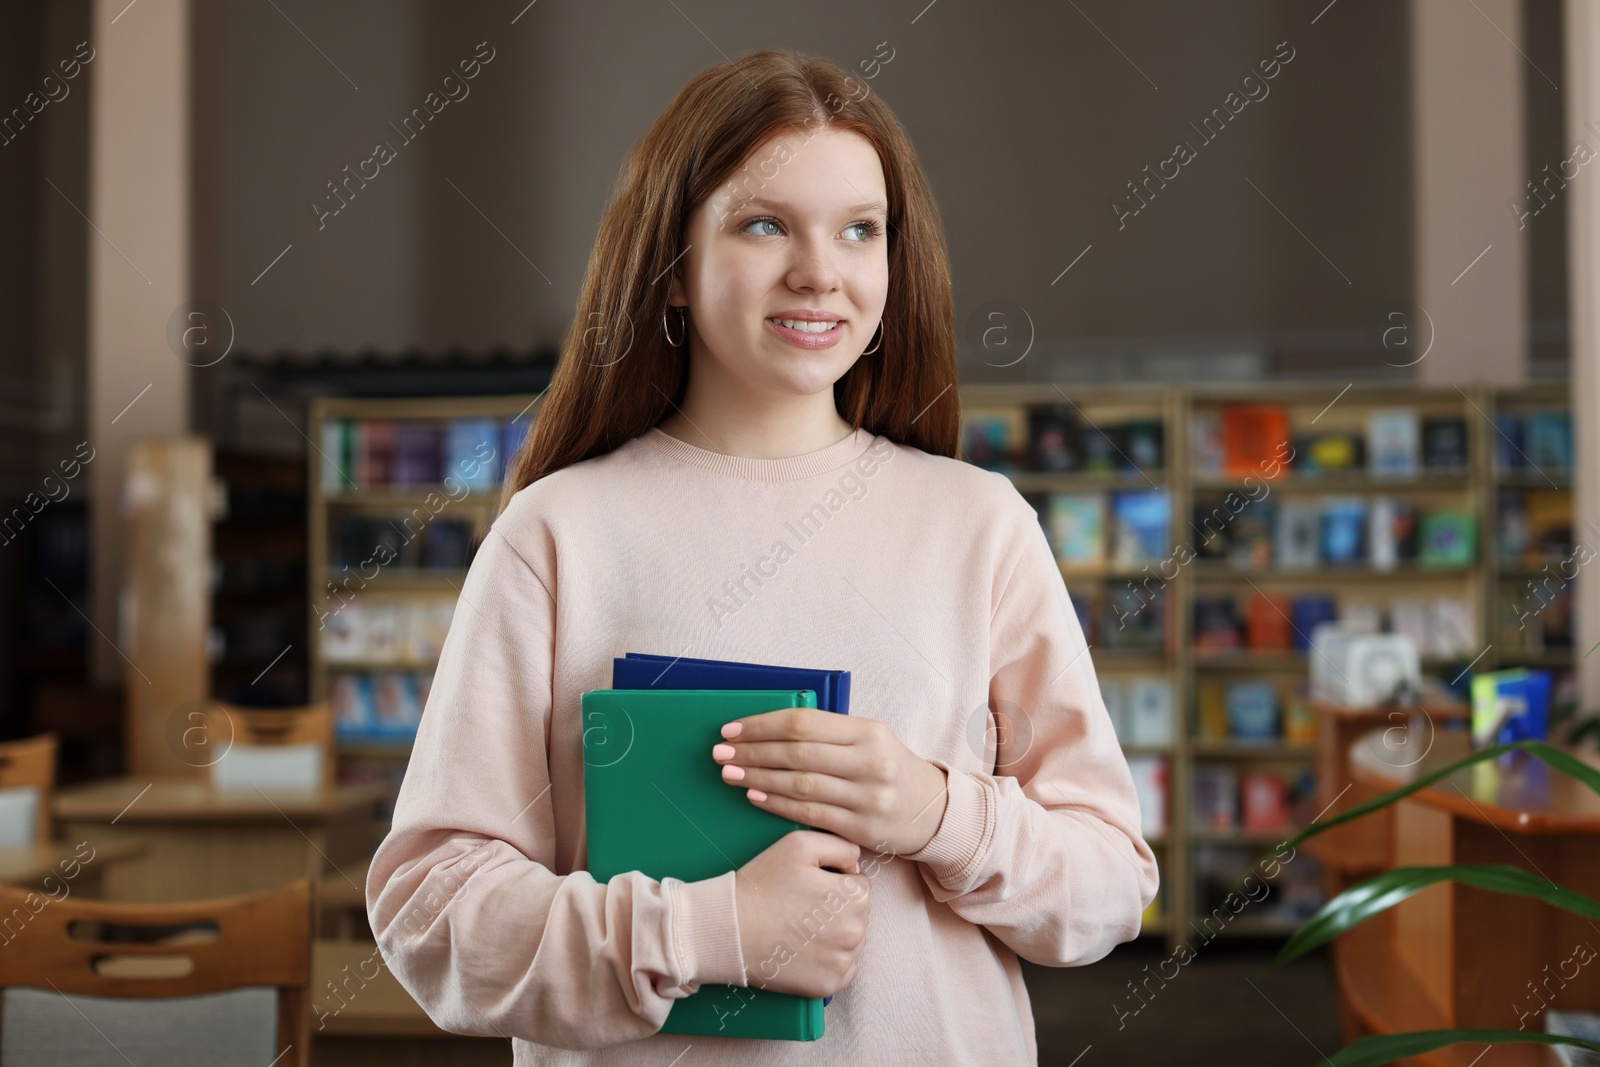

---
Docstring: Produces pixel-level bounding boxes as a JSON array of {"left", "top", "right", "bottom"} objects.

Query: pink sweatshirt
[{"left": 366, "top": 425, "right": 1160, "bottom": 1065}]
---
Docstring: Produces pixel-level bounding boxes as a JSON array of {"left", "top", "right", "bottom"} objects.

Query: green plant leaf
[
  {"left": 1320, "top": 1028, "right": 1600, "bottom": 1067},
  {"left": 1274, "top": 864, "right": 1600, "bottom": 965}
]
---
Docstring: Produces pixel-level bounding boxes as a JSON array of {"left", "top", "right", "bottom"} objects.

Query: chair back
[
  {"left": 0, "top": 733, "right": 56, "bottom": 846},
  {"left": 0, "top": 878, "right": 311, "bottom": 1066},
  {"left": 206, "top": 702, "right": 334, "bottom": 794}
]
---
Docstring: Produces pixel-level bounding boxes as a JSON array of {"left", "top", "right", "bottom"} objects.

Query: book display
[
  {"left": 958, "top": 381, "right": 1575, "bottom": 950},
  {"left": 308, "top": 394, "right": 544, "bottom": 812},
  {"left": 307, "top": 383, "right": 1570, "bottom": 952}
]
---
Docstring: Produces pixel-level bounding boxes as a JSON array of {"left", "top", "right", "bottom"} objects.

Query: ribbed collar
[{"left": 639, "top": 425, "right": 880, "bottom": 482}]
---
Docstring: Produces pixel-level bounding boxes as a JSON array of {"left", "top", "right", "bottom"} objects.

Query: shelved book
[
  {"left": 320, "top": 415, "right": 519, "bottom": 493},
  {"left": 1367, "top": 408, "right": 1420, "bottom": 478},
  {"left": 1047, "top": 492, "right": 1106, "bottom": 571},
  {"left": 1109, "top": 490, "right": 1170, "bottom": 567},
  {"left": 331, "top": 671, "right": 432, "bottom": 740},
  {"left": 581, "top": 688, "right": 834, "bottom": 1041},
  {"left": 1100, "top": 676, "right": 1173, "bottom": 746},
  {"left": 1125, "top": 756, "right": 1168, "bottom": 837}
]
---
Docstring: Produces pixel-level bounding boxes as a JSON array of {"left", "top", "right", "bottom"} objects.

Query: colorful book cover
[
  {"left": 393, "top": 421, "right": 442, "bottom": 486},
  {"left": 1191, "top": 766, "right": 1238, "bottom": 833},
  {"left": 321, "top": 418, "right": 353, "bottom": 493},
  {"left": 1225, "top": 679, "right": 1279, "bottom": 741},
  {"left": 1122, "top": 419, "right": 1165, "bottom": 471},
  {"left": 1193, "top": 596, "right": 1242, "bottom": 653},
  {"left": 1227, "top": 498, "right": 1276, "bottom": 571},
  {"left": 331, "top": 674, "right": 377, "bottom": 737},
  {"left": 1367, "top": 408, "right": 1420, "bottom": 478},
  {"left": 1523, "top": 491, "right": 1573, "bottom": 562},
  {"left": 361, "top": 419, "right": 396, "bottom": 489},
  {"left": 1289, "top": 596, "right": 1337, "bottom": 650},
  {"left": 445, "top": 418, "right": 501, "bottom": 492},
  {"left": 960, "top": 409, "right": 1024, "bottom": 472},
  {"left": 1110, "top": 489, "right": 1170, "bottom": 567},
  {"left": 1220, "top": 404, "right": 1290, "bottom": 479},
  {"left": 372, "top": 673, "right": 424, "bottom": 736},
  {"left": 1027, "top": 405, "right": 1079, "bottom": 472},
  {"left": 1240, "top": 770, "right": 1289, "bottom": 832},
  {"left": 1493, "top": 412, "right": 1524, "bottom": 472},
  {"left": 1048, "top": 492, "right": 1107, "bottom": 571},
  {"left": 1245, "top": 593, "right": 1291, "bottom": 651},
  {"left": 1320, "top": 496, "right": 1368, "bottom": 564},
  {"left": 1125, "top": 677, "right": 1174, "bottom": 746},
  {"left": 1418, "top": 509, "right": 1477, "bottom": 568},
  {"left": 1525, "top": 411, "right": 1572, "bottom": 470}
]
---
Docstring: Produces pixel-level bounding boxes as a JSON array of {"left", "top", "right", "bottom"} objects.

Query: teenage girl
[{"left": 367, "top": 48, "right": 1158, "bottom": 1067}]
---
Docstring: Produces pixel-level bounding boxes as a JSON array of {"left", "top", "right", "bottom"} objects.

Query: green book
[{"left": 580, "top": 688, "right": 825, "bottom": 1041}]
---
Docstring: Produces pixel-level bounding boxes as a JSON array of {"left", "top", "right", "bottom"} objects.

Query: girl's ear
[{"left": 666, "top": 269, "right": 686, "bottom": 306}]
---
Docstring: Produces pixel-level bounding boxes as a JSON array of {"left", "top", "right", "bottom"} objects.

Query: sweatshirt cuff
[
  {"left": 902, "top": 759, "right": 995, "bottom": 887},
  {"left": 669, "top": 869, "right": 747, "bottom": 990}
]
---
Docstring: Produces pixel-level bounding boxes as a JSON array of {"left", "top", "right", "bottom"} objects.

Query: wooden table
[
  {"left": 53, "top": 778, "right": 386, "bottom": 903},
  {"left": 1327, "top": 726, "right": 1600, "bottom": 1066},
  {"left": 0, "top": 839, "right": 147, "bottom": 897},
  {"left": 1306, "top": 698, "right": 1471, "bottom": 884}
]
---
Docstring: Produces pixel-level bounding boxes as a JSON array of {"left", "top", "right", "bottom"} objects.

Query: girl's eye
[
  {"left": 741, "top": 217, "right": 783, "bottom": 237},
  {"left": 844, "top": 219, "right": 885, "bottom": 241},
  {"left": 737, "top": 216, "right": 886, "bottom": 241}
]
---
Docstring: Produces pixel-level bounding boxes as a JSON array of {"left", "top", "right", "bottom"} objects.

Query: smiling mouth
[{"left": 768, "top": 317, "right": 842, "bottom": 333}]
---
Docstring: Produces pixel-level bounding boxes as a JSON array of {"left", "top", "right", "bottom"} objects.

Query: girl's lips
[{"left": 766, "top": 316, "right": 844, "bottom": 349}]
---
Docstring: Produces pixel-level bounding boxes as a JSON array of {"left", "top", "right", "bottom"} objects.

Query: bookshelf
[
  {"left": 961, "top": 380, "right": 1576, "bottom": 952},
  {"left": 306, "top": 394, "right": 546, "bottom": 814},
  {"left": 304, "top": 382, "right": 1574, "bottom": 951}
]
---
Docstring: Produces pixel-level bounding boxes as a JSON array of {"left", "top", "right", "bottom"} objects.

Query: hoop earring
[
  {"left": 863, "top": 321, "right": 883, "bottom": 355},
  {"left": 662, "top": 305, "right": 687, "bottom": 348}
]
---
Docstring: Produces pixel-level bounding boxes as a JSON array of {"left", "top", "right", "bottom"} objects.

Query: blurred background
[{"left": 0, "top": 1, "right": 1595, "bottom": 1064}]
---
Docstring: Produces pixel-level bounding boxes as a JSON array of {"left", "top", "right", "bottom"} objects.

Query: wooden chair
[
  {"left": 0, "top": 878, "right": 312, "bottom": 1066},
  {"left": 0, "top": 733, "right": 57, "bottom": 846},
  {"left": 205, "top": 702, "right": 335, "bottom": 793}
]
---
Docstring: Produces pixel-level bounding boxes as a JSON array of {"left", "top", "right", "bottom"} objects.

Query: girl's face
[{"left": 668, "top": 127, "right": 890, "bottom": 406}]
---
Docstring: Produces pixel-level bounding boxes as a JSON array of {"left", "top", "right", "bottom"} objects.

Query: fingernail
[
  {"left": 712, "top": 743, "right": 736, "bottom": 761},
  {"left": 748, "top": 789, "right": 767, "bottom": 802},
  {"left": 721, "top": 722, "right": 743, "bottom": 739},
  {"left": 722, "top": 764, "right": 745, "bottom": 781}
]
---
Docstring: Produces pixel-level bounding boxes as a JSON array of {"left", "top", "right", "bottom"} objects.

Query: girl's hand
[{"left": 712, "top": 708, "right": 949, "bottom": 856}]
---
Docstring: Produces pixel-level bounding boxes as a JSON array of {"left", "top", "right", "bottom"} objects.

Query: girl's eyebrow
[{"left": 740, "top": 196, "right": 887, "bottom": 216}]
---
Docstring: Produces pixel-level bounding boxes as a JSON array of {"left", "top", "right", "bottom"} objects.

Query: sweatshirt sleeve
[
  {"left": 901, "top": 487, "right": 1160, "bottom": 967},
  {"left": 364, "top": 516, "right": 748, "bottom": 1050}
]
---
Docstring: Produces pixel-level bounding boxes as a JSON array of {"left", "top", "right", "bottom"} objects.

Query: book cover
[
  {"left": 321, "top": 418, "right": 352, "bottom": 493},
  {"left": 1196, "top": 680, "right": 1228, "bottom": 741},
  {"left": 1125, "top": 677, "right": 1174, "bottom": 746},
  {"left": 1274, "top": 501, "right": 1321, "bottom": 570},
  {"left": 1225, "top": 679, "right": 1279, "bottom": 742},
  {"left": 1191, "top": 500, "right": 1233, "bottom": 560},
  {"left": 392, "top": 421, "right": 442, "bottom": 486},
  {"left": 1189, "top": 410, "right": 1224, "bottom": 477},
  {"left": 1220, "top": 404, "right": 1290, "bottom": 479},
  {"left": 372, "top": 673, "right": 423, "bottom": 736},
  {"left": 1103, "top": 584, "right": 1165, "bottom": 652},
  {"left": 1320, "top": 496, "right": 1368, "bottom": 564},
  {"left": 1244, "top": 593, "right": 1291, "bottom": 651},
  {"left": 1110, "top": 490, "right": 1170, "bottom": 567},
  {"left": 960, "top": 409, "right": 1024, "bottom": 472},
  {"left": 1047, "top": 492, "right": 1107, "bottom": 572},
  {"left": 362, "top": 420, "right": 396, "bottom": 489},
  {"left": 1027, "top": 405, "right": 1079, "bottom": 472},
  {"left": 1289, "top": 596, "right": 1337, "bottom": 650},
  {"left": 1227, "top": 498, "right": 1276, "bottom": 571},
  {"left": 1122, "top": 419, "right": 1165, "bottom": 471},
  {"left": 1421, "top": 416, "right": 1468, "bottom": 472},
  {"left": 1239, "top": 770, "right": 1289, "bottom": 832},
  {"left": 1524, "top": 491, "right": 1574, "bottom": 563},
  {"left": 1367, "top": 408, "right": 1420, "bottom": 478},
  {"left": 1191, "top": 766, "right": 1238, "bottom": 833},
  {"left": 1418, "top": 509, "right": 1476, "bottom": 568},
  {"left": 444, "top": 418, "right": 501, "bottom": 492},
  {"left": 330, "top": 674, "right": 377, "bottom": 737},
  {"left": 1299, "top": 431, "right": 1363, "bottom": 474},
  {"left": 1525, "top": 411, "right": 1572, "bottom": 470},
  {"left": 1193, "top": 596, "right": 1242, "bottom": 653},
  {"left": 581, "top": 688, "right": 828, "bottom": 1041},
  {"left": 1493, "top": 412, "right": 1524, "bottom": 472},
  {"left": 1497, "top": 489, "right": 1530, "bottom": 563}
]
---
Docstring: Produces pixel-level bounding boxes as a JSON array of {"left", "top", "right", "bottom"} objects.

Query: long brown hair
[{"left": 499, "top": 48, "right": 959, "bottom": 511}]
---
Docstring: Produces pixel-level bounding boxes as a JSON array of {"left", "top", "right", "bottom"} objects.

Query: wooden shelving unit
[
  {"left": 303, "top": 382, "right": 1573, "bottom": 950},
  {"left": 961, "top": 380, "right": 1575, "bottom": 953},
  {"left": 306, "top": 394, "right": 546, "bottom": 813}
]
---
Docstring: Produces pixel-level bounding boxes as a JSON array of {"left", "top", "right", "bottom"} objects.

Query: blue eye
[
  {"left": 844, "top": 219, "right": 885, "bottom": 241},
  {"left": 740, "top": 217, "right": 782, "bottom": 237}
]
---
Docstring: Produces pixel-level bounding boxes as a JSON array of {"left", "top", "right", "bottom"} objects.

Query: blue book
[{"left": 612, "top": 652, "right": 850, "bottom": 1007}]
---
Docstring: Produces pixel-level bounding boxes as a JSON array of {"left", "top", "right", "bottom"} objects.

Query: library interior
[{"left": 2, "top": 2, "right": 1599, "bottom": 1065}]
